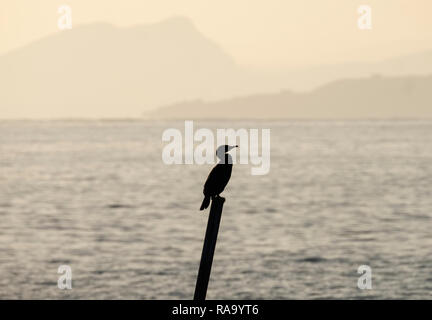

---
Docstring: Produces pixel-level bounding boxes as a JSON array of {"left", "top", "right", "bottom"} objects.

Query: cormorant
[{"left": 199, "top": 145, "right": 238, "bottom": 211}]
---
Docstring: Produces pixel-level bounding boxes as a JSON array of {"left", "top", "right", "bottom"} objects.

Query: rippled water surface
[{"left": 1, "top": 120, "right": 432, "bottom": 299}]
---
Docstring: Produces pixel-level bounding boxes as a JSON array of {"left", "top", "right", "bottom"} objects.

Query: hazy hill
[
  {"left": 0, "top": 17, "right": 247, "bottom": 118},
  {"left": 268, "top": 50, "right": 432, "bottom": 93},
  {"left": 149, "top": 75, "right": 432, "bottom": 119},
  {"left": 1, "top": 16, "right": 432, "bottom": 118}
]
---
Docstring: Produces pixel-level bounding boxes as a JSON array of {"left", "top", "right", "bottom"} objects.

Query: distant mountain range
[
  {"left": 149, "top": 75, "right": 432, "bottom": 119},
  {"left": 1, "top": 16, "right": 432, "bottom": 118}
]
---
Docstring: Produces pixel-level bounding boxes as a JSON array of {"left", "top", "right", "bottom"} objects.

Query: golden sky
[{"left": 1, "top": 0, "right": 432, "bottom": 68}]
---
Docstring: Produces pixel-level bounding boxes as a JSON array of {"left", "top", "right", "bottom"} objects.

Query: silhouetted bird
[{"left": 200, "top": 145, "right": 238, "bottom": 211}]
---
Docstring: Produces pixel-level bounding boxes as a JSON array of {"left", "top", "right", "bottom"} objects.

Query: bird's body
[
  {"left": 204, "top": 160, "right": 233, "bottom": 196},
  {"left": 200, "top": 145, "right": 237, "bottom": 211}
]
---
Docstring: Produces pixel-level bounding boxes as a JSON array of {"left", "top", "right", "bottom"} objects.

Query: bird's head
[{"left": 216, "top": 145, "right": 238, "bottom": 161}]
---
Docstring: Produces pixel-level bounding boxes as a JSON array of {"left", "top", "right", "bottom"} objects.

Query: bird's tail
[{"left": 200, "top": 196, "right": 211, "bottom": 211}]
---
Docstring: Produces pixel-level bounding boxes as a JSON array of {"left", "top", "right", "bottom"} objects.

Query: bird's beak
[{"left": 228, "top": 145, "right": 238, "bottom": 151}]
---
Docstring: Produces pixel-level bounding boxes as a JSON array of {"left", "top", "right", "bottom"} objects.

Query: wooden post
[{"left": 194, "top": 196, "right": 225, "bottom": 300}]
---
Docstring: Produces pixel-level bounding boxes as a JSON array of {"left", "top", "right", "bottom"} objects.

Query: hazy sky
[{"left": 1, "top": 0, "right": 432, "bottom": 68}]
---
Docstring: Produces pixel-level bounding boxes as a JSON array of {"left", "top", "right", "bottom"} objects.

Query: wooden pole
[{"left": 194, "top": 196, "right": 225, "bottom": 300}]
